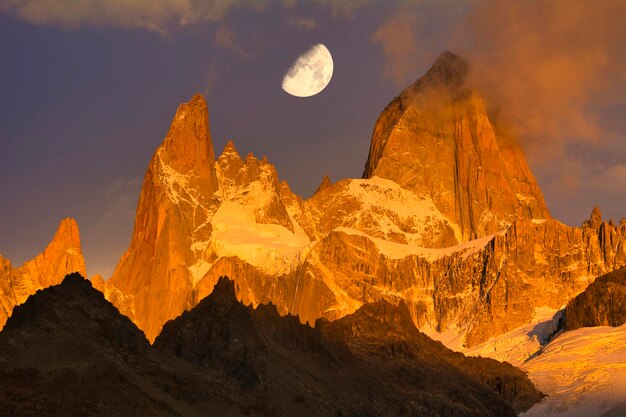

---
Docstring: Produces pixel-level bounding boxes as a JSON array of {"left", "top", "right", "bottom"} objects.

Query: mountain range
[
  {"left": 1, "top": 51, "right": 625, "bottom": 416},
  {"left": 0, "top": 273, "right": 541, "bottom": 416}
]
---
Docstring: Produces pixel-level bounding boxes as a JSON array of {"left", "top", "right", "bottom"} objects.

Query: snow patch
[
  {"left": 420, "top": 323, "right": 466, "bottom": 351},
  {"left": 210, "top": 201, "right": 310, "bottom": 275},
  {"left": 189, "top": 260, "right": 211, "bottom": 284},
  {"left": 325, "top": 176, "right": 462, "bottom": 246},
  {"left": 464, "top": 306, "right": 564, "bottom": 366},
  {"left": 334, "top": 226, "right": 501, "bottom": 262}
]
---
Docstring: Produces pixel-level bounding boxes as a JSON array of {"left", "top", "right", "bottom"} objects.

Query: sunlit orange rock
[
  {"left": 102, "top": 53, "right": 626, "bottom": 347},
  {"left": 104, "top": 95, "right": 220, "bottom": 341},
  {"left": 363, "top": 51, "right": 550, "bottom": 242},
  {"left": 0, "top": 218, "right": 86, "bottom": 329}
]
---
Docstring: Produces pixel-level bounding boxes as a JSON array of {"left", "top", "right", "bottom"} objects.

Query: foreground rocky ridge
[
  {"left": 98, "top": 52, "right": 626, "bottom": 346},
  {"left": 0, "top": 275, "right": 541, "bottom": 416},
  {"left": 0, "top": 273, "right": 239, "bottom": 417},
  {"left": 0, "top": 218, "right": 85, "bottom": 330},
  {"left": 154, "top": 276, "right": 543, "bottom": 416}
]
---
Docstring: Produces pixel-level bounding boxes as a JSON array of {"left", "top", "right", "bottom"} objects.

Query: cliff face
[
  {"left": 106, "top": 95, "right": 220, "bottom": 341},
  {"left": 0, "top": 218, "right": 86, "bottom": 329},
  {"left": 564, "top": 267, "right": 626, "bottom": 331},
  {"left": 101, "top": 53, "right": 625, "bottom": 347},
  {"left": 293, "top": 212, "right": 626, "bottom": 347},
  {"left": 363, "top": 51, "right": 549, "bottom": 242}
]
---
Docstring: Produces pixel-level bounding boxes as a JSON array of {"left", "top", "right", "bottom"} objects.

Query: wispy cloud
[
  {"left": 0, "top": 0, "right": 267, "bottom": 33},
  {"left": 371, "top": 6, "right": 420, "bottom": 86},
  {"left": 285, "top": 16, "right": 316, "bottom": 29},
  {"left": 0, "top": 0, "right": 373, "bottom": 32},
  {"left": 214, "top": 25, "right": 249, "bottom": 58},
  {"left": 371, "top": 0, "right": 626, "bottom": 224}
]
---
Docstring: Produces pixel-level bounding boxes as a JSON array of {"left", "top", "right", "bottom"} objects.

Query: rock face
[
  {"left": 106, "top": 95, "right": 220, "bottom": 341},
  {"left": 103, "top": 52, "right": 626, "bottom": 347},
  {"left": 0, "top": 273, "right": 240, "bottom": 417},
  {"left": 362, "top": 51, "right": 549, "bottom": 242},
  {"left": 0, "top": 218, "right": 85, "bottom": 329},
  {"left": 564, "top": 267, "right": 626, "bottom": 331},
  {"left": 0, "top": 274, "right": 541, "bottom": 416},
  {"left": 155, "top": 277, "right": 542, "bottom": 416}
]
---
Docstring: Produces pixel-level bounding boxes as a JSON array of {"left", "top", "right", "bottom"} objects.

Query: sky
[{"left": 1, "top": 0, "right": 625, "bottom": 278}]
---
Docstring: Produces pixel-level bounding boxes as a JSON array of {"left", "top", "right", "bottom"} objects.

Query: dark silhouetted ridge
[{"left": 156, "top": 278, "right": 542, "bottom": 416}]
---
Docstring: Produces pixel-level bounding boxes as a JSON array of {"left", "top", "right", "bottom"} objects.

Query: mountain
[
  {"left": 105, "top": 95, "right": 220, "bottom": 340},
  {"left": 0, "top": 274, "right": 541, "bottom": 416},
  {"left": 102, "top": 52, "right": 626, "bottom": 347},
  {"left": 155, "top": 276, "right": 541, "bottom": 416},
  {"left": 0, "top": 217, "right": 85, "bottom": 329},
  {"left": 564, "top": 267, "right": 626, "bottom": 331},
  {"left": 363, "top": 51, "right": 550, "bottom": 242},
  {"left": 0, "top": 273, "right": 237, "bottom": 417}
]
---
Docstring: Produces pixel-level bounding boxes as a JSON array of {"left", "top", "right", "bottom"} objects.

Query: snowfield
[{"left": 447, "top": 308, "right": 626, "bottom": 417}]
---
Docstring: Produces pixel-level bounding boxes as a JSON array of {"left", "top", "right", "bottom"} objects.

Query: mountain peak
[
  {"left": 314, "top": 175, "right": 332, "bottom": 195},
  {"left": 222, "top": 140, "right": 240, "bottom": 158},
  {"left": 362, "top": 50, "right": 549, "bottom": 242},
  {"left": 420, "top": 51, "right": 468, "bottom": 89},
  {"left": 50, "top": 217, "right": 81, "bottom": 248},
  {"left": 209, "top": 276, "right": 238, "bottom": 304},
  {"left": 160, "top": 93, "right": 217, "bottom": 176},
  {"left": 583, "top": 206, "right": 603, "bottom": 229}
]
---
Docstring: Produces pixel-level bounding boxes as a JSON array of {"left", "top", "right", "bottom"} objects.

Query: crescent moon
[{"left": 281, "top": 44, "right": 334, "bottom": 98}]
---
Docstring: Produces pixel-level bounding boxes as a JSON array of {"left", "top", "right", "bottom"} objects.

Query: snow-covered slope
[
  {"left": 521, "top": 325, "right": 626, "bottom": 417},
  {"left": 210, "top": 201, "right": 310, "bottom": 275},
  {"left": 452, "top": 310, "right": 626, "bottom": 417},
  {"left": 307, "top": 176, "right": 460, "bottom": 248},
  {"left": 465, "top": 306, "right": 564, "bottom": 367}
]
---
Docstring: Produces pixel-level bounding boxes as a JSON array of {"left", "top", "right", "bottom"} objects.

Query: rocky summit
[
  {"left": 0, "top": 218, "right": 85, "bottom": 330},
  {"left": 363, "top": 51, "right": 549, "bottom": 241},
  {"left": 93, "top": 51, "right": 626, "bottom": 346}
]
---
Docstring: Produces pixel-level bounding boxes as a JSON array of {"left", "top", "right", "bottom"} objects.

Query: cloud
[
  {"left": 285, "top": 16, "right": 316, "bottom": 29},
  {"left": 370, "top": 1, "right": 470, "bottom": 86},
  {"left": 371, "top": 7, "right": 420, "bottom": 86},
  {"left": 0, "top": 0, "right": 373, "bottom": 32},
  {"left": 214, "top": 25, "right": 249, "bottom": 58},
  {"left": 0, "top": 0, "right": 267, "bottom": 33},
  {"left": 459, "top": 0, "right": 626, "bottom": 155},
  {"left": 313, "top": 0, "right": 374, "bottom": 18},
  {"left": 372, "top": 0, "right": 626, "bottom": 224},
  {"left": 457, "top": 0, "right": 626, "bottom": 224}
]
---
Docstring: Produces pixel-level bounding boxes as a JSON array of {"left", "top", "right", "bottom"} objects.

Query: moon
[{"left": 282, "top": 44, "right": 333, "bottom": 97}]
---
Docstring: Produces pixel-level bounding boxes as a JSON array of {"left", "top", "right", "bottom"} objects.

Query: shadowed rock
[
  {"left": 156, "top": 276, "right": 543, "bottom": 416},
  {"left": 565, "top": 267, "right": 626, "bottom": 331}
]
